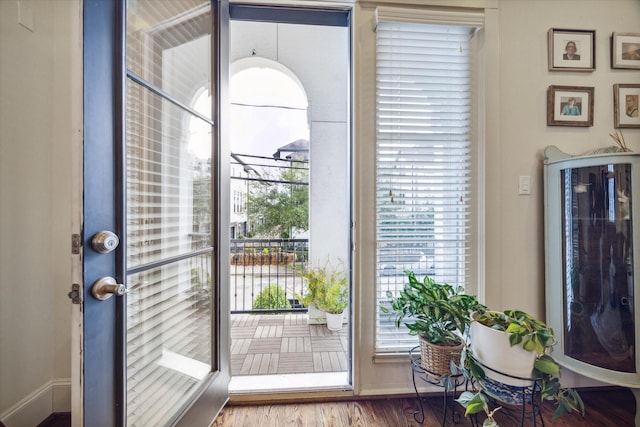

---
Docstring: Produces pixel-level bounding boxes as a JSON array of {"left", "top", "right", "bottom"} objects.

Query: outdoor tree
[
  {"left": 247, "top": 161, "right": 308, "bottom": 238},
  {"left": 191, "top": 163, "right": 212, "bottom": 249}
]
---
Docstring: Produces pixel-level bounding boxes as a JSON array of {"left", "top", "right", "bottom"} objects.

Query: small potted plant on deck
[
  {"left": 381, "top": 271, "right": 485, "bottom": 376},
  {"left": 314, "top": 272, "right": 348, "bottom": 331},
  {"left": 296, "top": 262, "right": 348, "bottom": 327},
  {"left": 295, "top": 267, "right": 326, "bottom": 324}
]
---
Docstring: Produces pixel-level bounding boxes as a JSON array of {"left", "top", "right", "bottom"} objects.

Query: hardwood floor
[
  {"left": 211, "top": 387, "right": 635, "bottom": 426},
  {"left": 35, "top": 413, "right": 71, "bottom": 427},
  {"left": 23, "top": 387, "right": 635, "bottom": 426}
]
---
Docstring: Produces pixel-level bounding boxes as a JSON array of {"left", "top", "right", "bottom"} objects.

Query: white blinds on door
[
  {"left": 125, "top": 2, "right": 214, "bottom": 425},
  {"left": 375, "top": 15, "right": 481, "bottom": 352}
]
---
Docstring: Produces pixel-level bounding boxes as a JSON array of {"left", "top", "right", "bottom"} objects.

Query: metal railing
[{"left": 229, "top": 238, "right": 309, "bottom": 313}]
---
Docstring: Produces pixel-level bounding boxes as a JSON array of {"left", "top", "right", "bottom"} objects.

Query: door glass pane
[
  {"left": 126, "top": 1, "right": 214, "bottom": 425},
  {"left": 126, "top": 80, "right": 211, "bottom": 269},
  {"left": 562, "top": 164, "right": 634, "bottom": 372},
  {"left": 127, "top": 0, "right": 212, "bottom": 118},
  {"left": 126, "top": 255, "right": 212, "bottom": 426}
]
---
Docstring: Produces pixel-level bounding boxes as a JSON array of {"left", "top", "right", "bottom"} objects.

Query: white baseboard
[
  {"left": 52, "top": 381, "right": 72, "bottom": 413},
  {"left": 0, "top": 379, "right": 71, "bottom": 427}
]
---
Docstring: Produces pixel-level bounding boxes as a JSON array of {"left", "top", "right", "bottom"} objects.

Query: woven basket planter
[{"left": 419, "top": 336, "right": 463, "bottom": 375}]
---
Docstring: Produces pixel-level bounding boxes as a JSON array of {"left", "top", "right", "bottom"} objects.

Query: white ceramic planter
[
  {"left": 470, "top": 312, "right": 536, "bottom": 387},
  {"left": 325, "top": 311, "right": 344, "bottom": 331}
]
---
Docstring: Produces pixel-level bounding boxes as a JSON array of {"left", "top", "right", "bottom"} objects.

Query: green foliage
[
  {"left": 247, "top": 165, "right": 309, "bottom": 238},
  {"left": 192, "top": 176, "right": 211, "bottom": 227},
  {"left": 190, "top": 267, "right": 210, "bottom": 291},
  {"left": 460, "top": 310, "right": 585, "bottom": 421},
  {"left": 381, "top": 271, "right": 485, "bottom": 346},
  {"left": 315, "top": 277, "right": 348, "bottom": 314},
  {"left": 456, "top": 391, "right": 501, "bottom": 421},
  {"left": 252, "top": 284, "right": 292, "bottom": 311},
  {"left": 295, "top": 263, "right": 348, "bottom": 314},
  {"left": 476, "top": 309, "right": 556, "bottom": 355}
]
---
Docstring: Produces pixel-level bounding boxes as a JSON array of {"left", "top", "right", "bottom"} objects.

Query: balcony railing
[{"left": 229, "top": 238, "right": 309, "bottom": 313}]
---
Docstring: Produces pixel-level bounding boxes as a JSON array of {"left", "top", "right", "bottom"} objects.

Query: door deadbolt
[
  {"left": 91, "top": 277, "right": 128, "bottom": 300},
  {"left": 91, "top": 230, "right": 119, "bottom": 253}
]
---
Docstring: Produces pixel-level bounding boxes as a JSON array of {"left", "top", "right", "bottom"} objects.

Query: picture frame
[
  {"left": 614, "top": 84, "right": 640, "bottom": 128},
  {"left": 611, "top": 32, "right": 640, "bottom": 69},
  {"left": 548, "top": 28, "right": 595, "bottom": 71},
  {"left": 547, "top": 85, "right": 594, "bottom": 127}
]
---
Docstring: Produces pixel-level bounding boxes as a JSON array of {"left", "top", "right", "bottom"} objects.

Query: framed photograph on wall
[
  {"left": 612, "top": 33, "right": 640, "bottom": 69},
  {"left": 548, "top": 28, "right": 595, "bottom": 71},
  {"left": 614, "top": 84, "right": 640, "bottom": 128},
  {"left": 547, "top": 85, "right": 594, "bottom": 127}
]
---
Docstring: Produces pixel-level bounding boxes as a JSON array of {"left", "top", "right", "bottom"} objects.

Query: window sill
[{"left": 372, "top": 352, "right": 409, "bottom": 364}]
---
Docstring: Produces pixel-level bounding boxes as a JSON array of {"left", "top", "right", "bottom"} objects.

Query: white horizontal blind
[{"left": 375, "top": 20, "right": 478, "bottom": 352}]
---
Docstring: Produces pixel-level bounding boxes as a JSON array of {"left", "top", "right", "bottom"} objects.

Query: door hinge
[
  {"left": 72, "top": 233, "right": 81, "bottom": 254},
  {"left": 68, "top": 283, "right": 82, "bottom": 304}
]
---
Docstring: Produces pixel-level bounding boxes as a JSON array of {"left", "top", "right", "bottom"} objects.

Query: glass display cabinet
[{"left": 544, "top": 146, "right": 640, "bottom": 423}]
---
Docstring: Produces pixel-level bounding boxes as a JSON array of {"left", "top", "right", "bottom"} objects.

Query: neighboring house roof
[{"left": 273, "top": 139, "right": 309, "bottom": 160}]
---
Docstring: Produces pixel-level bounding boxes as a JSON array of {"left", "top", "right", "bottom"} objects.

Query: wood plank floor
[
  {"left": 212, "top": 387, "right": 635, "bottom": 426},
  {"left": 231, "top": 313, "right": 348, "bottom": 376}
]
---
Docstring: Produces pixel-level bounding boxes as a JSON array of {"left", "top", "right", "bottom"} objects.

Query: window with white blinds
[{"left": 375, "top": 18, "right": 480, "bottom": 352}]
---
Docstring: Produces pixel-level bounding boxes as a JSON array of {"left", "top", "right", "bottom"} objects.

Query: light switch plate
[{"left": 518, "top": 175, "right": 531, "bottom": 195}]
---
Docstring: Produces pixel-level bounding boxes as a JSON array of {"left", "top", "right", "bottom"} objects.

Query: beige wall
[
  {"left": 0, "top": 0, "right": 638, "bottom": 423},
  {"left": 0, "top": 0, "right": 77, "bottom": 424},
  {"left": 495, "top": 0, "right": 639, "bottom": 314}
]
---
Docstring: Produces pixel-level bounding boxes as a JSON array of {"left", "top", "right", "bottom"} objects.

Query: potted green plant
[
  {"left": 381, "top": 271, "right": 485, "bottom": 375},
  {"left": 295, "top": 265, "right": 328, "bottom": 324},
  {"left": 314, "top": 272, "right": 348, "bottom": 331},
  {"left": 296, "top": 262, "right": 348, "bottom": 328},
  {"left": 457, "top": 309, "right": 584, "bottom": 423}
]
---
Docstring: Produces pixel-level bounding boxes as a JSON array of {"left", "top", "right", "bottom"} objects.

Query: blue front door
[{"left": 82, "top": 1, "right": 230, "bottom": 425}]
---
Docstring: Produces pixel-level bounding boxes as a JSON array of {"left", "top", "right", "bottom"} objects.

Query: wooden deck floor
[{"left": 230, "top": 313, "right": 348, "bottom": 376}]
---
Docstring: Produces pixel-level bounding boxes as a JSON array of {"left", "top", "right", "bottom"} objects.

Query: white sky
[{"left": 188, "top": 66, "right": 309, "bottom": 160}]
